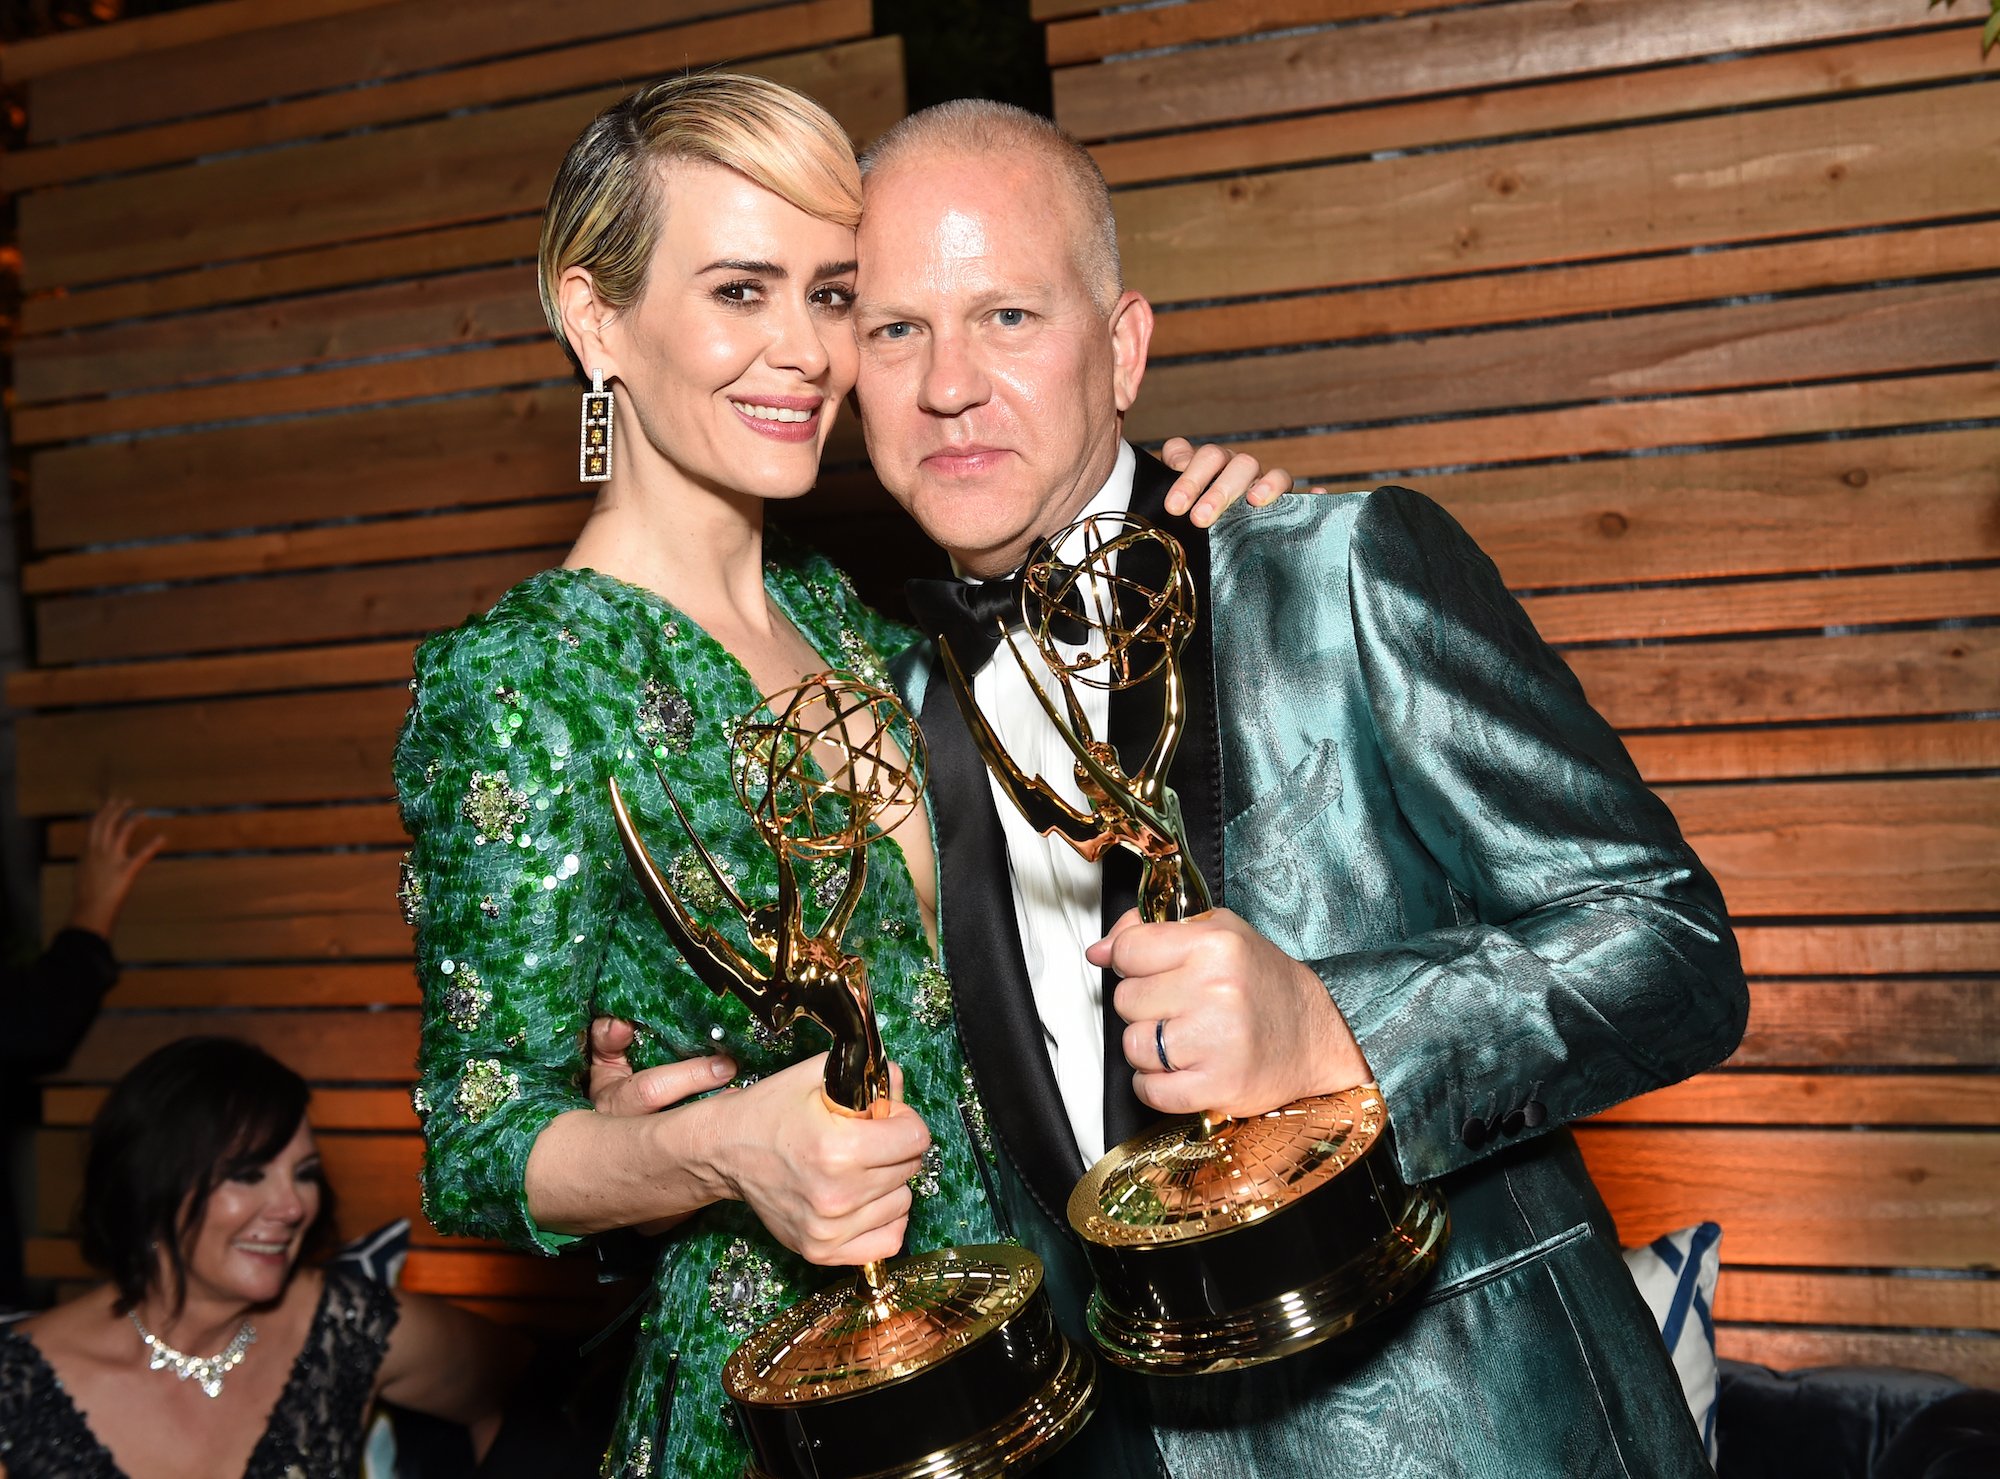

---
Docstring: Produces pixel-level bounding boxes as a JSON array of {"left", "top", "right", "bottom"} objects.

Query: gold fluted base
[
  {"left": 727, "top": 1245, "right": 1098, "bottom": 1479},
  {"left": 1085, "top": 1181, "right": 1448, "bottom": 1374}
]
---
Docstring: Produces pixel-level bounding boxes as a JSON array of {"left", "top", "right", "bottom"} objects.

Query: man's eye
[
  {"left": 873, "top": 322, "right": 914, "bottom": 341},
  {"left": 994, "top": 308, "right": 1028, "bottom": 328}
]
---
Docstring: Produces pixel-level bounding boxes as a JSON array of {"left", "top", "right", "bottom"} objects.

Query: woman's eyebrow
[
  {"left": 816, "top": 259, "right": 859, "bottom": 279},
  {"left": 699, "top": 258, "right": 785, "bottom": 276}
]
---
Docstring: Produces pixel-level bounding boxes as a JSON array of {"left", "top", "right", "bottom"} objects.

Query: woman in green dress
[{"left": 394, "top": 74, "right": 1290, "bottom": 1478}]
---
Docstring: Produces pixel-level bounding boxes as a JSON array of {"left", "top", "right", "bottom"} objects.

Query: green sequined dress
[{"left": 393, "top": 543, "right": 1002, "bottom": 1479}]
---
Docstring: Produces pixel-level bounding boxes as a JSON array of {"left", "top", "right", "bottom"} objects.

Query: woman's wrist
[{"left": 650, "top": 1089, "right": 738, "bottom": 1210}]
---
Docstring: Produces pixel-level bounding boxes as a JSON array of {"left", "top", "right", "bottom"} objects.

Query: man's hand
[
  {"left": 66, "top": 798, "right": 164, "bottom": 941},
  {"left": 1087, "top": 908, "right": 1371, "bottom": 1117},
  {"left": 1159, "top": 436, "right": 1325, "bottom": 528}
]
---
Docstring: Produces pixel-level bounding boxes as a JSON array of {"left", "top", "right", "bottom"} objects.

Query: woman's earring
[{"left": 580, "top": 368, "right": 614, "bottom": 483}]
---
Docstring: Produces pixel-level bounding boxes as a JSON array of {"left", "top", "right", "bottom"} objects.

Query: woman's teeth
[{"left": 734, "top": 402, "right": 814, "bottom": 422}]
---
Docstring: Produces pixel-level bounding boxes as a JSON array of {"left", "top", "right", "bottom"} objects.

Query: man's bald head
[{"left": 860, "top": 99, "right": 1122, "bottom": 316}]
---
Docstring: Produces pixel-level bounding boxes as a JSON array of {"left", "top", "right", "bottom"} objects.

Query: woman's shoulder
[{"left": 411, "top": 568, "right": 594, "bottom": 680}]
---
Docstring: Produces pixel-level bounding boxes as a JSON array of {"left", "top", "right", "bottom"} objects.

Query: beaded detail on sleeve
[{"left": 395, "top": 535, "right": 999, "bottom": 1479}]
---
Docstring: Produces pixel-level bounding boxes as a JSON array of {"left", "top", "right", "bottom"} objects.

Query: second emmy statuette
[
  {"left": 941, "top": 515, "right": 1449, "bottom": 1376},
  {"left": 608, "top": 673, "right": 1095, "bottom": 1479}
]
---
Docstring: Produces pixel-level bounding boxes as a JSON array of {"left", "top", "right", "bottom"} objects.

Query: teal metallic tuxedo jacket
[{"left": 896, "top": 457, "right": 1747, "bottom": 1478}]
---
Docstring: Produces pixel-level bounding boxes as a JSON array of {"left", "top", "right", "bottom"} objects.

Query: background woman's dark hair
[{"left": 78, "top": 1036, "right": 336, "bottom": 1313}]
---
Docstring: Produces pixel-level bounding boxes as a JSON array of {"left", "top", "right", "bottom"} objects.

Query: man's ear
[
  {"left": 1108, "top": 290, "right": 1153, "bottom": 414},
  {"left": 557, "top": 266, "right": 622, "bottom": 382}
]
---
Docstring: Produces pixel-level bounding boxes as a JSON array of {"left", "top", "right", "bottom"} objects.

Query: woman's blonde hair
[{"left": 538, "top": 72, "right": 863, "bottom": 376}]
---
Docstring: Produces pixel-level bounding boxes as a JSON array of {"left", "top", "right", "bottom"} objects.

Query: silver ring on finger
[{"left": 1155, "top": 1018, "right": 1176, "bottom": 1074}]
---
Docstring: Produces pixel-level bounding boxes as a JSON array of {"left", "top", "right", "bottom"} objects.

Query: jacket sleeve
[
  {"left": 0, "top": 927, "right": 120, "bottom": 1075},
  {"left": 1307, "top": 487, "right": 1747, "bottom": 1186},
  {"left": 395, "top": 619, "right": 616, "bottom": 1254}
]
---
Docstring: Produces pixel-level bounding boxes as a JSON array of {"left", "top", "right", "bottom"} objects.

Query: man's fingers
[
  {"left": 1163, "top": 442, "right": 1230, "bottom": 516},
  {"left": 1131, "top": 1065, "right": 1213, "bottom": 1117},
  {"left": 1158, "top": 435, "right": 1195, "bottom": 472},
  {"left": 1188, "top": 451, "right": 1264, "bottom": 527},
  {"left": 1094, "top": 916, "right": 1204, "bottom": 982},
  {"left": 1084, "top": 907, "right": 1146, "bottom": 969},
  {"left": 887, "top": 1061, "right": 905, "bottom": 1103}
]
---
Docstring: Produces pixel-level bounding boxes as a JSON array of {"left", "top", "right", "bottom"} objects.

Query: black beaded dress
[{"left": 0, "top": 1268, "right": 397, "bottom": 1479}]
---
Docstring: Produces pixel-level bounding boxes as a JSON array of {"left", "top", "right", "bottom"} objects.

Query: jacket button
[
  {"left": 1501, "top": 1108, "right": 1526, "bottom": 1136},
  {"left": 1461, "top": 1115, "right": 1490, "bottom": 1150},
  {"left": 1522, "top": 1100, "right": 1548, "bottom": 1129}
]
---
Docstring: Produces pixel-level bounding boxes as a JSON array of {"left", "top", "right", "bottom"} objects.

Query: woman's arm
[{"left": 373, "top": 1291, "right": 532, "bottom": 1461}]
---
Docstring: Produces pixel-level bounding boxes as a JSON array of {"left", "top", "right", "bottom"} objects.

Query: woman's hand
[
  {"left": 1158, "top": 437, "right": 1325, "bottom": 527},
  {"left": 65, "top": 798, "right": 164, "bottom": 940},
  {"left": 705, "top": 1054, "right": 930, "bottom": 1267}
]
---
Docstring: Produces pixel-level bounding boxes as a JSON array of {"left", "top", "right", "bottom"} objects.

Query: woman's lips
[{"left": 730, "top": 396, "right": 823, "bottom": 444}]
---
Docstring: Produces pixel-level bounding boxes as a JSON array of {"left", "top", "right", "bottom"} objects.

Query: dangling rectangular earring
[{"left": 580, "top": 368, "right": 614, "bottom": 482}]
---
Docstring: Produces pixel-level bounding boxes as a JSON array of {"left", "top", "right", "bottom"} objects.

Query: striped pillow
[{"left": 1623, "top": 1221, "right": 1723, "bottom": 1465}]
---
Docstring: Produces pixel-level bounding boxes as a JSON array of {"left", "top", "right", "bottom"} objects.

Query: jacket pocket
[{"left": 1222, "top": 740, "right": 1348, "bottom": 958}]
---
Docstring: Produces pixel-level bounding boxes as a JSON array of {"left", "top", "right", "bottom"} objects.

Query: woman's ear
[{"left": 558, "top": 267, "right": 620, "bottom": 382}]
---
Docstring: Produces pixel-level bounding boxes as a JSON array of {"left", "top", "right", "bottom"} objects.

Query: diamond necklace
[{"left": 129, "top": 1310, "right": 257, "bottom": 1399}]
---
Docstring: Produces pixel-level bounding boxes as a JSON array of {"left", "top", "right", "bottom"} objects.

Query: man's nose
[{"left": 918, "top": 332, "right": 990, "bottom": 415}]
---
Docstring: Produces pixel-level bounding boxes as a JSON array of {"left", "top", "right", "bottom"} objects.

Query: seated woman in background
[{"left": 0, "top": 1037, "right": 527, "bottom": 1479}]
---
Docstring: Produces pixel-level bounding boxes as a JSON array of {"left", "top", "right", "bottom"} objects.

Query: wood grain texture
[
  {"left": 1717, "top": 1270, "right": 2000, "bottom": 1332},
  {"left": 1129, "top": 277, "right": 2000, "bottom": 446},
  {"left": 35, "top": 550, "right": 553, "bottom": 664},
  {"left": 52, "top": 1009, "right": 418, "bottom": 1084},
  {"left": 109, "top": 964, "right": 421, "bottom": 1009},
  {"left": 1149, "top": 217, "right": 2000, "bottom": 359},
  {"left": 41, "top": 852, "right": 410, "bottom": 964},
  {"left": 1663, "top": 776, "right": 2000, "bottom": 916},
  {"left": 1048, "top": 0, "right": 1464, "bottom": 66},
  {"left": 1735, "top": 923, "right": 2000, "bottom": 977},
  {"left": 41, "top": 1085, "right": 417, "bottom": 1130},
  {"left": 7, "top": 641, "right": 417, "bottom": 710},
  {"left": 9, "top": 0, "right": 868, "bottom": 190},
  {"left": 1716, "top": 1328, "right": 2000, "bottom": 1389},
  {"left": 1093, "top": 26, "right": 1989, "bottom": 187},
  {"left": 1221, "top": 368, "right": 2000, "bottom": 489},
  {"left": 1733, "top": 980, "right": 2000, "bottom": 1067},
  {"left": 15, "top": 38, "right": 905, "bottom": 291},
  {"left": 1626, "top": 721, "right": 2000, "bottom": 786},
  {"left": 1567, "top": 629, "right": 2000, "bottom": 730},
  {"left": 0, "top": 0, "right": 396, "bottom": 83},
  {"left": 46, "top": 803, "right": 407, "bottom": 858},
  {"left": 16, "top": 687, "right": 410, "bottom": 813},
  {"left": 1575, "top": 1126, "right": 2000, "bottom": 1267},
  {"left": 1594, "top": 1073, "right": 2000, "bottom": 1126},
  {"left": 1113, "top": 83, "right": 2000, "bottom": 305},
  {"left": 19, "top": 217, "right": 539, "bottom": 336}
]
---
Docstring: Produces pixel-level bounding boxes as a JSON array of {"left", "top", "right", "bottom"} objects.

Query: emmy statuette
[
  {"left": 940, "top": 515, "right": 1449, "bottom": 1376},
  {"left": 608, "top": 674, "right": 1096, "bottom": 1478}
]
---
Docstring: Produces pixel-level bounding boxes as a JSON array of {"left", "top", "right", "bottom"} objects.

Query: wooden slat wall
[
  {"left": 1043, "top": 0, "right": 2000, "bottom": 1384},
  {"left": 5, "top": 0, "right": 905, "bottom": 1325}
]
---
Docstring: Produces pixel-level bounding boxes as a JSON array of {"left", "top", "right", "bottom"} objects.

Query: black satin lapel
[
  {"left": 916, "top": 641, "right": 1088, "bottom": 1231},
  {"left": 1099, "top": 454, "right": 1228, "bottom": 1148}
]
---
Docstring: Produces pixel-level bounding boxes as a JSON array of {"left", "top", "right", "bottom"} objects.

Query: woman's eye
[
  {"left": 230, "top": 1169, "right": 264, "bottom": 1186},
  {"left": 994, "top": 308, "right": 1028, "bottom": 328},
  {"left": 812, "top": 283, "right": 856, "bottom": 313},
  {"left": 714, "top": 280, "right": 762, "bottom": 305}
]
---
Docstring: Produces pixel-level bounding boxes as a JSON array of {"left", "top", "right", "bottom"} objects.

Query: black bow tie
[{"left": 905, "top": 571, "right": 1028, "bottom": 673}]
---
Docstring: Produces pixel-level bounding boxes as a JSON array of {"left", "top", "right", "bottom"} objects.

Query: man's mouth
[{"left": 922, "top": 445, "right": 1010, "bottom": 475}]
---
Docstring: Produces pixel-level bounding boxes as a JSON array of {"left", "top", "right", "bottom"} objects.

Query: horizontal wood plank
[
  {"left": 10, "top": 1238, "right": 589, "bottom": 1298},
  {"left": 1664, "top": 776, "right": 2000, "bottom": 916},
  {"left": 1114, "top": 84, "right": 2000, "bottom": 306},
  {"left": 42, "top": 852, "right": 411, "bottom": 964},
  {"left": 1717, "top": 1270, "right": 2000, "bottom": 1332},
  {"left": 1092, "top": 25, "right": 1987, "bottom": 186},
  {"left": 1521, "top": 568, "right": 2000, "bottom": 646},
  {"left": 1734, "top": 980, "right": 2000, "bottom": 1068},
  {"left": 19, "top": 218, "right": 538, "bottom": 336},
  {"left": 42, "top": 1083, "right": 415, "bottom": 1131},
  {"left": 1056, "top": 0, "right": 1946, "bottom": 141},
  {"left": 1568, "top": 628, "right": 2000, "bottom": 730},
  {"left": 1716, "top": 1327, "right": 2000, "bottom": 1389},
  {"left": 28, "top": 0, "right": 769, "bottom": 143},
  {"left": 1736, "top": 924, "right": 2000, "bottom": 977},
  {"left": 0, "top": 0, "right": 396, "bottom": 83},
  {"left": 46, "top": 803, "right": 407, "bottom": 858},
  {"left": 7, "top": 640, "right": 417, "bottom": 710},
  {"left": 1626, "top": 721, "right": 2000, "bottom": 786},
  {"left": 1129, "top": 276, "right": 2000, "bottom": 446},
  {"left": 1049, "top": 0, "right": 1463, "bottom": 67},
  {"left": 1576, "top": 1126, "right": 2000, "bottom": 1267},
  {"left": 16, "top": 687, "right": 410, "bottom": 813},
  {"left": 1224, "top": 368, "right": 2000, "bottom": 491},
  {"left": 1150, "top": 217, "right": 2000, "bottom": 360},
  {"left": 53, "top": 1008, "right": 417, "bottom": 1084},
  {"left": 1595, "top": 1073, "right": 2000, "bottom": 1126},
  {"left": 110, "top": 964, "right": 421, "bottom": 1010},
  {"left": 9, "top": 0, "right": 871, "bottom": 191},
  {"left": 16, "top": 38, "right": 905, "bottom": 291},
  {"left": 14, "top": 265, "right": 543, "bottom": 405},
  {"left": 35, "top": 550, "right": 553, "bottom": 664}
]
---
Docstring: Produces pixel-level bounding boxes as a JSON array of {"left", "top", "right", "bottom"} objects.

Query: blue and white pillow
[{"left": 1623, "top": 1221, "right": 1722, "bottom": 1465}]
